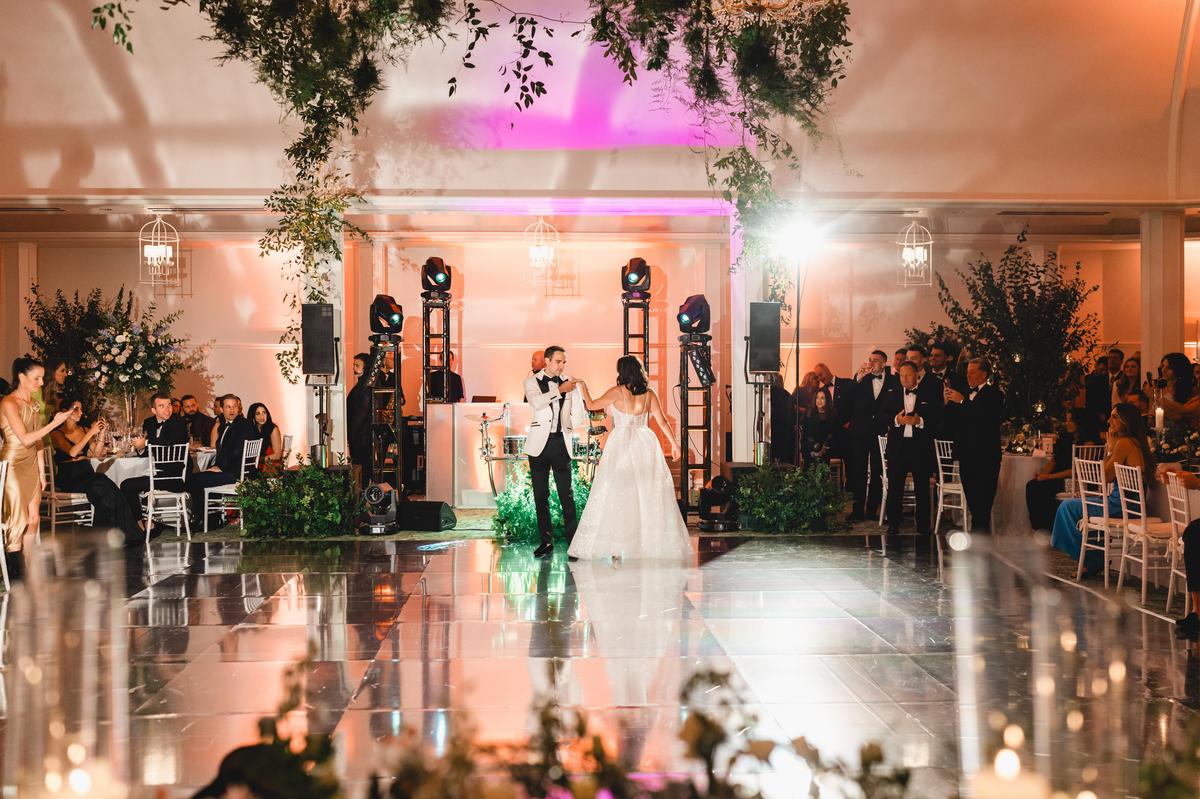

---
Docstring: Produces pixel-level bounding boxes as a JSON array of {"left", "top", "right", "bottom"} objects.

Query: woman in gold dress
[{"left": 1, "top": 357, "right": 73, "bottom": 580}]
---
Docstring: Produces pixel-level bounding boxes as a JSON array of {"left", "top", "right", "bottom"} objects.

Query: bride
[{"left": 569, "top": 355, "right": 692, "bottom": 561}]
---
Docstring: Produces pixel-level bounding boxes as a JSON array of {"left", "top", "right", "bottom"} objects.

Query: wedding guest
[
  {"left": 802, "top": 386, "right": 837, "bottom": 466},
  {"left": 50, "top": 398, "right": 139, "bottom": 538},
  {"left": 1150, "top": 352, "right": 1199, "bottom": 422},
  {"left": 171, "top": 397, "right": 181, "bottom": 417},
  {"left": 1051, "top": 403, "right": 1154, "bottom": 576},
  {"left": 121, "top": 393, "right": 190, "bottom": 532},
  {"left": 944, "top": 358, "right": 1005, "bottom": 532},
  {"left": 1107, "top": 347, "right": 1125, "bottom": 379},
  {"left": 187, "top": 395, "right": 253, "bottom": 524},
  {"left": 892, "top": 348, "right": 907, "bottom": 375},
  {"left": 929, "top": 342, "right": 967, "bottom": 393},
  {"left": 40, "top": 359, "right": 69, "bottom": 424},
  {"left": 246, "top": 402, "right": 283, "bottom": 472},
  {"left": 347, "top": 352, "right": 374, "bottom": 486},
  {"left": 769, "top": 372, "right": 796, "bottom": 464},
  {"left": 848, "top": 350, "right": 893, "bottom": 521},
  {"left": 1111, "top": 357, "right": 1141, "bottom": 406},
  {"left": 1158, "top": 465, "right": 1200, "bottom": 637},
  {"left": 792, "top": 370, "right": 819, "bottom": 417},
  {"left": 209, "top": 395, "right": 244, "bottom": 447},
  {"left": 530, "top": 349, "right": 546, "bottom": 376},
  {"left": 0, "top": 376, "right": 9, "bottom": 396},
  {"left": 879, "top": 361, "right": 940, "bottom": 536},
  {"left": 906, "top": 344, "right": 946, "bottom": 440},
  {"left": 813, "top": 362, "right": 853, "bottom": 459},
  {"left": 426, "top": 350, "right": 465, "bottom": 403},
  {"left": 180, "top": 395, "right": 216, "bottom": 444},
  {"left": 1130, "top": 391, "right": 1152, "bottom": 433},
  {"left": 1083, "top": 357, "right": 1112, "bottom": 427},
  {"left": 1, "top": 357, "right": 74, "bottom": 580},
  {"left": 1025, "top": 409, "right": 1102, "bottom": 531}
]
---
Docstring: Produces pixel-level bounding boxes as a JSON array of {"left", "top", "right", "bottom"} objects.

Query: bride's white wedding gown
[{"left": 568, "top": 405, "right": 692, "bottom": 560}]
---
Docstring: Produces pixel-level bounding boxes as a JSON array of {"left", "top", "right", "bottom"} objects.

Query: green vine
[{"left": 91, "top": 0, "right": 853, "bottom": 379}]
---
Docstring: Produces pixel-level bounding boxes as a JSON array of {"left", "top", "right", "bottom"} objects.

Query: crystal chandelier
[
  {"left": 524, "top": 216, "right": 560, "bottom": 283},
  {"left": 897, "top": 220, "right": 933, "bottom": 287},
  {"left": 138, "top": 214, "right": 180, "bottom": 285}
]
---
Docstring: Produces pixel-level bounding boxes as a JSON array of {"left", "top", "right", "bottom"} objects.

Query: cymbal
[{"left": 465, "top": 414, "right": 493, "bottom": 423}]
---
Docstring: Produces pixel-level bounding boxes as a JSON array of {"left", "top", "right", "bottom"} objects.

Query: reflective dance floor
[{"left": 2, "top": 532, "right": 1198, "bottom": 797}]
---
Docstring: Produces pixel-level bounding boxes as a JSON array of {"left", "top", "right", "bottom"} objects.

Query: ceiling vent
[
  {"left": 0, "top": 206, "right": 67, "bottom": 213},
  {"left": 144, "top": 205, "right": 265, "bottom": 214},
  {"left": 996, "top": 210, "right": 1109, "bottom": 217}
]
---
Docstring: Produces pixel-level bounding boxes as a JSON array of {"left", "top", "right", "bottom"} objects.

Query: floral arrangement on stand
[
  {"left": 1147, "top": 423, "right": 1200, "bottom": 465},
  {"left": 79, "top": 292, "right": 186, "bottom": 431}
]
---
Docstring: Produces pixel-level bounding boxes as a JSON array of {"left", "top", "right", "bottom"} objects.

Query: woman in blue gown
[{"left": 1051, "top": 402, "right": 1155, "bottom": 576}]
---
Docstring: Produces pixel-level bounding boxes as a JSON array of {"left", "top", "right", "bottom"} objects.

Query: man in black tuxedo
[
  {"left": 880, "top": 361, "right": 940, "bottom": 536},
  {"left": 929, "top": 342, "right": 967, "bottom": 394},
  {"left": 180, "top": 394, "right": 216, "bottom": 444},
  {"left": 847, "top": 349, "right": 893, "bottom": 522},
  {"left": 907, "top": 344, "right": 947, "bottom": 442},
  {"left": 945, "top": 358, "right": 1005, "bottom": 532},
  {"left": 1083, "top": 357, "right": 1111, "bottom": 428},
  {"left": 187, "top": 394, "right": 254, "bottom": 522},
  {"left": 813, "top": 362, "right": 854, "bottom": 460},
  {"left": 120, "top": 392, "right": 191, "bottom": 528},
  {"left": 426, "top": 350, "right": 466, "bottom": 403}
]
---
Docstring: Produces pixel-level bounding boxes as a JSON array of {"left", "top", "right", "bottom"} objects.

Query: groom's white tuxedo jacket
[{"left": 523, "top": 369, "right": 587, "bottom": 457}]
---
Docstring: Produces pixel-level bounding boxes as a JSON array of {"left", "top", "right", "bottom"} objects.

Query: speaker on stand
[
  {"left": 302, "top": 303, "right": 339, "bottom": 466},
  {"left": 747, "top": 302, "right": 781, "bottom": 466}
]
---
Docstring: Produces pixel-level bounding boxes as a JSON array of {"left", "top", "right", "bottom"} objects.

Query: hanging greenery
[
  {"left": 91, "top": 0, "right": 853, "bottom": 379},
  {"left": 912, "top": 237, "right": 1101, "bottom": 422}
]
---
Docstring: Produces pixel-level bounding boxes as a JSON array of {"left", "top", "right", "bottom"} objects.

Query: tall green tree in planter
[{"left": 926, "top": 240, "right": 1099, "bottom": 421}]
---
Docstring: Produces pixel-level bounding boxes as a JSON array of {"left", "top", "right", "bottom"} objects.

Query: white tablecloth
[
  {"left": 992, "top": 452, "right": 1050, "bottom": 534},
  {"left": 91, "top": 450, "right": 215, "bottom": 485}
]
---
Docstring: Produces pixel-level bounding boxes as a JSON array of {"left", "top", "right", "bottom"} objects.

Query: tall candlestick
[{"left": 1155, "top": 407, "right": 1165, "bottom": 433}]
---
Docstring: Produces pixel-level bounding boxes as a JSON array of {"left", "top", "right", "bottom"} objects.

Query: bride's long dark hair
[{"left": 616, "top": 355, "right": 649, "bottom": 396}]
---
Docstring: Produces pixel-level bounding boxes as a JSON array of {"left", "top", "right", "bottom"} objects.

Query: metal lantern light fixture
[
  {"left": 524, "top": 216, "right": 560, "bottom": 282},
  {"left": 897, "top": 220, "right": 934, "bottom": 287},
  {"left": 139, "top": 214, "right": 180, "bottom": 285}
]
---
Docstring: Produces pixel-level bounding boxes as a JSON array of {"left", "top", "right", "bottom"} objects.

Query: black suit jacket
[
  {"left": 850, "top": 372, "right": 896, "bottom": 436},
  {"left": 1084, "top": 371, "right": 1112, "bottom": 421},
  {"left": 183, "top": 411, "right": 215, "bottom": 444},
  {"left": 213, "top": 416, "right": 254, "bottom": 474},
  {"left": 878, "top": 382, "right": 942, "bottom": 452},
  {"left": 137, "top": 415, "right": 190, "bottom": 482},
  {"left": 930, "top": 368, "right": 967, "bottom": 396},
  {"left": 950, "top": 383, "right": 1005, "bottom": 463},
  {"left": 824, "top": 376, "right": 856, "bottom": 425}
]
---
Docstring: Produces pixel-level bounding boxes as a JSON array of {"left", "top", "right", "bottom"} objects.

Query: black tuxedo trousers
[
  {"left": 885, "top": 435, "right": 933, "bottom": 533},
  {"left": 527, "top": 433, "right": 578, "bottom": 546}
]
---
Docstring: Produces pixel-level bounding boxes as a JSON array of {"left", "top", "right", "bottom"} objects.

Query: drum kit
[{"left": 468, "top": 406, "right": 607, "bottom": 496}]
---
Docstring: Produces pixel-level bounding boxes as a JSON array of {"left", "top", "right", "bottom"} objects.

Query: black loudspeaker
[
  {"left": 398, "top": 500, "right": 457, "bottom": 531},
  {"left": 748, "top": 302, "right": 781, "bottom": 373},
  {"left": 301, "top": 303, "right": 336, "bottom": 375}
]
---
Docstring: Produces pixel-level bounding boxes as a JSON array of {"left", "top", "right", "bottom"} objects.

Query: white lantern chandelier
[
  {"left": 139, "top": 213, "right": 181, "bottom": 286},
  {"left": 524, "top": 216, "right": 560, "bottom": 284},
  {"left": 897, "top": 219, "right": 934, "bottom": 287}
]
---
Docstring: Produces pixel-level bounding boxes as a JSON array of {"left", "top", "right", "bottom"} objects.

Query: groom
[{"left": 524, "top": 345, "right": 587, "bottom": 558}]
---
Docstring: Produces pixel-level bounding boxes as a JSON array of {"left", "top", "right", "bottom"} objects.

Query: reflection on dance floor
[{"left": 2, "top": 533, "right": 1199, "bottom": 796}]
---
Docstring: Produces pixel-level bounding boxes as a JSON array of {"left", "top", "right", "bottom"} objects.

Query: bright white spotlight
[{"left": 769, "top": 218, "right": 825, "bottom": 260}]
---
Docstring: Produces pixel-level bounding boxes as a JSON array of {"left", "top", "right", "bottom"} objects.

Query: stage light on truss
[
  {"left": 621, "top": 257, "right": 651, "bottom": 294},
  {"left": 421, "top": 257, "right": 452, "bottom": 292},
  {"left": 677, "top": 294, "right": 711, "bottom": 335},
  {"left": 370, "top": 294, "right": 404, "bottom": 335},
  {"left": 688, "top": 347, "right": 715, "bottom": 387}
]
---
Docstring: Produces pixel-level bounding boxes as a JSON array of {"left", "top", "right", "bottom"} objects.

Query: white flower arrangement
[{"left": 80, "top": 303, "right": 185, "bottom": 400}]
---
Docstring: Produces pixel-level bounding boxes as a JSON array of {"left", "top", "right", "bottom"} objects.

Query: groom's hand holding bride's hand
[{"left": 559, "top": 377, "right": 581, "bottom": 394}]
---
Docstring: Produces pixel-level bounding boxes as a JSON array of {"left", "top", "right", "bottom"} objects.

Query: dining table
[
  {"left": 90, "top": 448, "right": 216, "bottom": 485},
  {"left": 991, "top": 451, "right": 1050, "bottom": 534}
]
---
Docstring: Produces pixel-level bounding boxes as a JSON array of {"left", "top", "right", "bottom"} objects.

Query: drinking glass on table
[{"left": 130, "top": 430, "right": 147, "bottom": 456}]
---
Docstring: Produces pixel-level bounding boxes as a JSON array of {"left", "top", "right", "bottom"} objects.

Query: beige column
[
  {"left": 1139, "top": 209, "right": 1186, "bottom": 376},
  {"left": 0, "top": 243, "right": 37, "bottom": 369}
]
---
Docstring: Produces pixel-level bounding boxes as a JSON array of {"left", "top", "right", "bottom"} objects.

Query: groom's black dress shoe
[
  {"left": 533, "top": 542, "right": 553, "bottom": 558},
  {"left": 567, "top": 555, "right": 578, "bottom": 562}
]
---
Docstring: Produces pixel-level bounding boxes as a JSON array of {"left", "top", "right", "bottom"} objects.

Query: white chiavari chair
[{"left": 203, "top": 438, "right": 263, "bottom": 532}]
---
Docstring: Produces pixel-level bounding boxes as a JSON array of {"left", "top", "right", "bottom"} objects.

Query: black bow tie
[
  {"left": 872, "top": 374, "right": 883, "bottom": 381},
  {"left": 549, "top": 375, "right": 563, "bottom": 384},
  {"left": 905, "top": 389, "right": 916, "bottom": 396}
]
